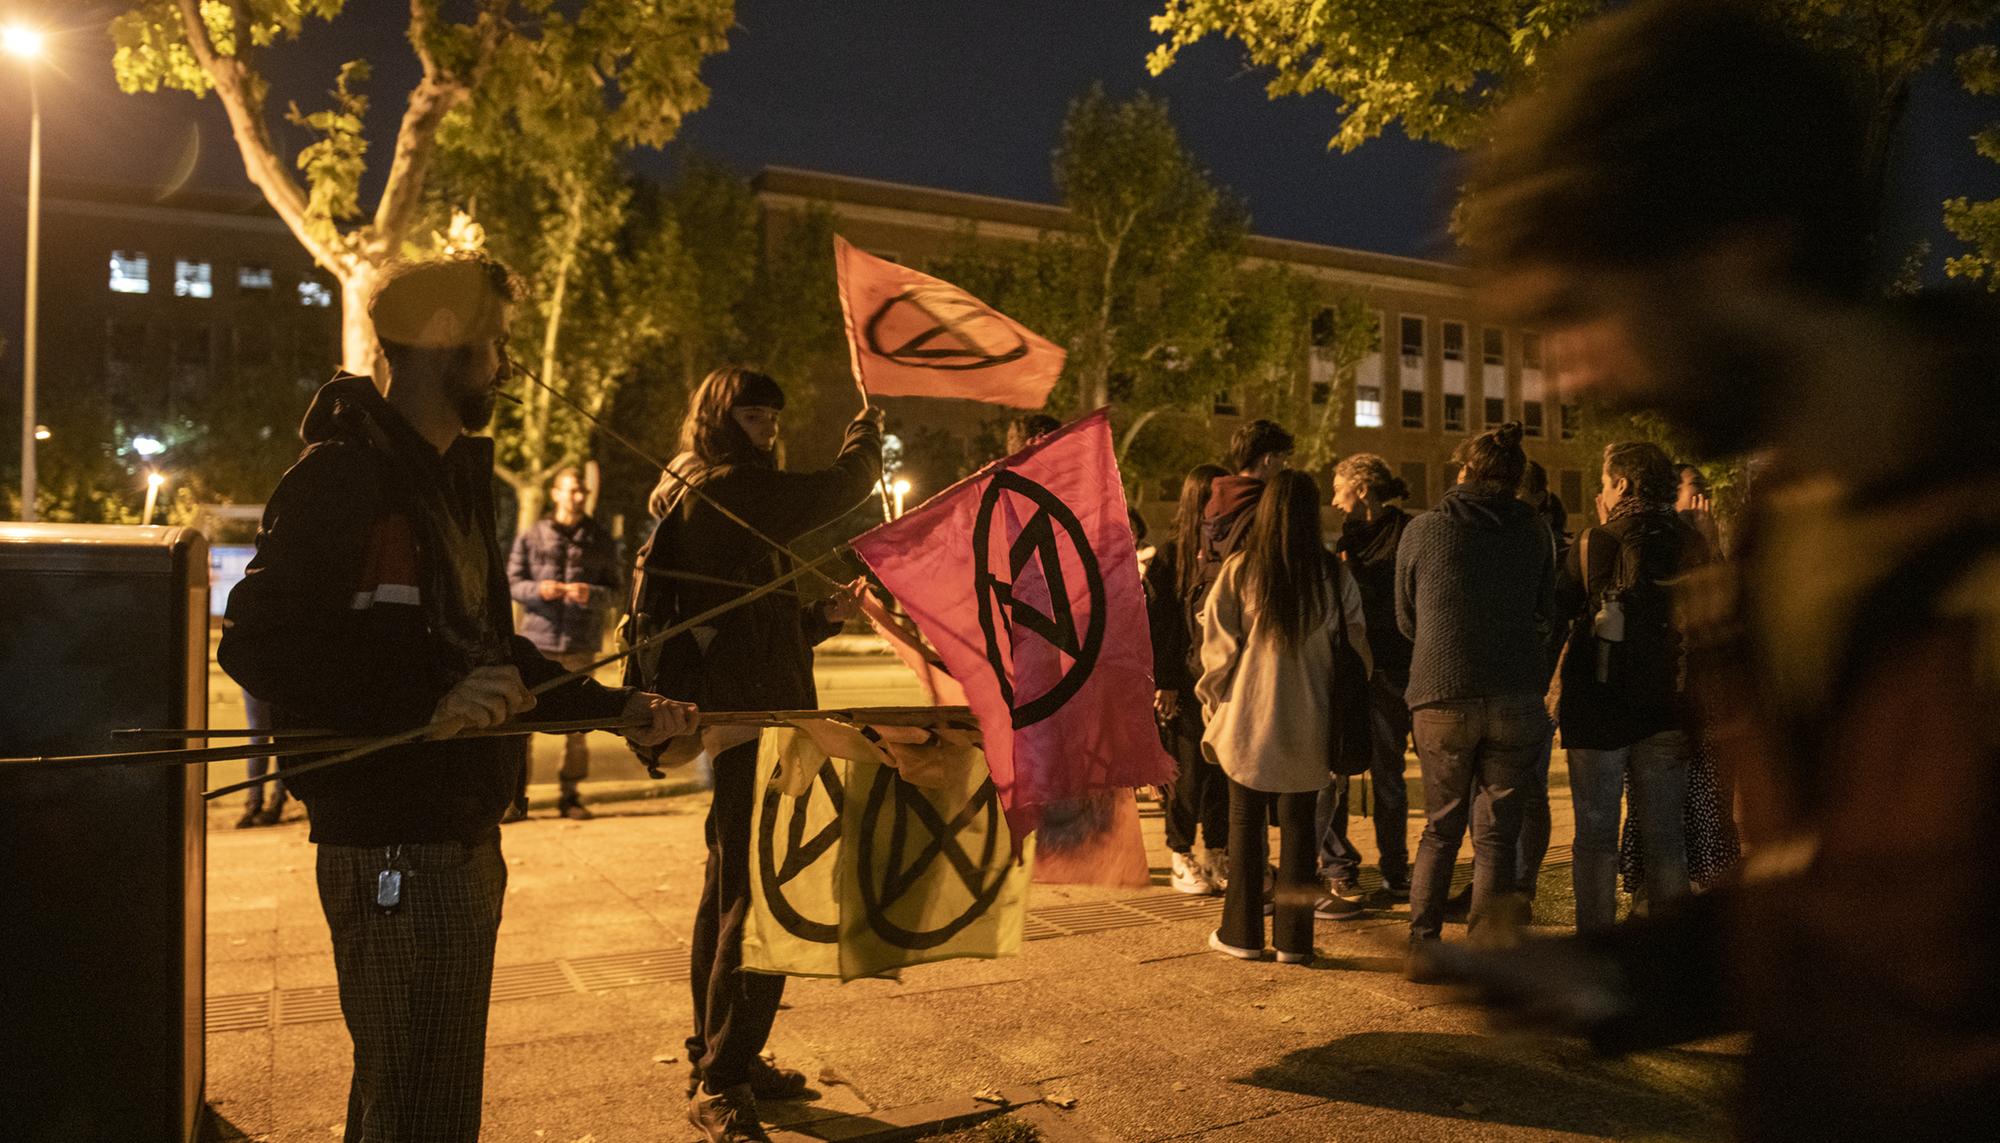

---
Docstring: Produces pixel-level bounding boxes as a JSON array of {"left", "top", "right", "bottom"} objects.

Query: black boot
[{"left": 558, "top": 781, "right": 593, "bottom": 821}]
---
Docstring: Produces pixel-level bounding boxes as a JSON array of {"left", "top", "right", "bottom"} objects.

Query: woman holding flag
[
  {"left": 1196, "top": 470, "right": 1372, "bottom": 964},
  {"left": 640, "top": 366, "right": 883, "bottom": 1143}
]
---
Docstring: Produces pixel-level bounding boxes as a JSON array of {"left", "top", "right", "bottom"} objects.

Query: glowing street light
[
  {"left": 32, "top": 424, "right": 48, "bottom": 441},
  {"left": 6, "top": 21, "right": 44, "bottom": 520},
  {"left": 142, "top": 471, "right": 166, "bottom": 526},
  {"left": 133, "top": 435, "right": 165, "bottom": 457},
  {"left": 1, "top": 25, "right": 43, "bottom": 59},
  {"left": 891, "top": 477, "right": 912, "bottom": 518}
]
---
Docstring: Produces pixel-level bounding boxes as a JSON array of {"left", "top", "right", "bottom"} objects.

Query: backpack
[{"left": 1181, "top": 508, "right": 1256, "bottom": 681}]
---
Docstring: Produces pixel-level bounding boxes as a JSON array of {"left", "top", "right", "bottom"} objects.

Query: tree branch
[{"left": 172, "top": 0, "right": 343, "bottom": 272}]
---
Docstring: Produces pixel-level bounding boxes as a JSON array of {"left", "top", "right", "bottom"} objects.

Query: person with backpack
[
  {"left": 1557, "top": 441, "right": 1711, "bottom": 931},
  {"left": 631, "top": 366, "right": 882, "bottom": 1143},
  {"left": 1396, "top": 423, "right": 1556, "bottom": 959},
  {"left": 1318, "top": 454, "right": 1416, "bottom": 903},
  {"left": 1197, "top": 470, "right": 1372, "bottom": 964},
  {"left": 1145, "top": 463, "right": 1231, "bottom": 894}
]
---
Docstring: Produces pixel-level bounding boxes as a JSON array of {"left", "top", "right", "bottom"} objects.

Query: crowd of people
[{"left": 1144, "top": 414, "right": 1733, "bottom": 968}]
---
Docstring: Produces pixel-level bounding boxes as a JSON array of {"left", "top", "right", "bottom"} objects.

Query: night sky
[{"left": 0, "top": 0, "right": 1994, "bottom": 297}]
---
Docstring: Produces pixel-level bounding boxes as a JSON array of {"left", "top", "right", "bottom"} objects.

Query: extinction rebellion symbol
[
  {"left": 757, "top": 762, "right": 844, "bottom": 944},
  {"left": 864, "top": 285, "right": 1029, "bottom": 371},
  {"left": 972, "top": 469, "right": 1107, "bottom": 729}
]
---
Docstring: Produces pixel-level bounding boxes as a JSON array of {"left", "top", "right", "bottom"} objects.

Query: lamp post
[
  {"left": 142, "top": 471, "right": 165, "bottom": 526},
  {"left": 891, "top": 478, "right": 911, "bottom": 518},
  {"left": 5, "top": 23, "right": 43, "bottom": 522}
]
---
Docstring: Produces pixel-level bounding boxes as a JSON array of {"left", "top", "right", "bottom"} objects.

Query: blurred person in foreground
[{"left": 1443, "top": 0, "right": 2000, "bottom": 1135}]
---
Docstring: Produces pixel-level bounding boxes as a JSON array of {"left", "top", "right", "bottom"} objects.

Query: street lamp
[
  {"left": 891, "top": 478, "right": 911, "bottom": 518},
  {"left": 142, "top": 471, "right": 166, "bottom": 526},
  {"left": 5, "top": 22, "right": 43, "bottom": 522}
]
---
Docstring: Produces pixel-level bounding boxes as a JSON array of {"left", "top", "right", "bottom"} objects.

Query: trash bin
[{"left": 0, "top": 523, "right": 208, "bottom": 1143}]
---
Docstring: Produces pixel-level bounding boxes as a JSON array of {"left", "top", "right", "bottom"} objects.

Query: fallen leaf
[
  {"left": 1277, "top": 1015, "right": 1295, "bottom": 1024},
  {"left": 1172, "top": 1082, "right": 1190, "bottom": 1093},
  {"left": 972, "top": 1087, "right": 1007, "bottom": 1105},
  {"left": 1047, "top": 1095, "right": 1078, "bottom": 1110},
  {"left": 653, "top": 1053, "right": 679, "bottom": 1065}
]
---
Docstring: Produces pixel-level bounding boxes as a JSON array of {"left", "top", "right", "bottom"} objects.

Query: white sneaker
[
  {"left": 1170, "top": 851, "right": 1215, "bottom": 896},
  {"left": 1207, "top": 929, "right": 1265, "bottom": 961}
]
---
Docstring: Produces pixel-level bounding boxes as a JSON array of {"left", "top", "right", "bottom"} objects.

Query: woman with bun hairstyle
[
  {"left": 1393, "top": 423, "right": 1555, "bottom": 962},
  {"left": 1197, "top": 469, "right": 1372, "bottom": 964}
]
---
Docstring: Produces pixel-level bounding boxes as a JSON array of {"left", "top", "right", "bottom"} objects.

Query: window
[
  {"left": 1482, "top": 327, "right": 1505, "bottom": 367},
  {"left": 1484, "top": 396, "right": 1507, "bottom": 428},
  {"left": 105, "top": 319, "right": 147, "bottom": 394},
  {"left": 1310, "top": 307, "right": 1338, "bottom": 348},
  {"left": 238, "top": 265, "right": 274, "bottom": 291},
  {"left": 1401, "top": 389, "right": 1426, "bottom": 429},
  {"left": 1440, "top": 321, "right": 1468, "bottom": 431},
  {"left": 1311, "top": 381, "right": 1332, "bottom": 405},
  {"left": 1523, "top": 400, "right": 1545, "bottom": 438},
  {"left": 1213, "top": 391, "right": 1239, "bottom": 416},
  {"left": 1442, "top": 322, "right": 1466, "bottom": 362},
  {"left": 1522, "top": 332, "right": 1544, "bottom": 370},
  {"left": 1444, "top": 393, "right": 1466, "bottom": 432},
  {"left": 1399, "top": 461, "right": 1428, "bottom": 509},
  {"left": 298, "top": 278, "right": 335, "bottom": 307},
  {"left": 1355, "top": 384, "right": 1383, "bottom": 428},
  {"left": 1400, "top": 316, "right": 1424, "bottom": 361},
  {"left": 173, "top": 260, "right": 213, "bottom": 299},
  {"left": 1561, "top": 403, "right": 1581, "bottom": 440},
  {"left": 1560, "top": 470, "right": 1584, "bottom": 515},
  {"left": 109, "top": 251, "right": 150, "bottom": 294}
]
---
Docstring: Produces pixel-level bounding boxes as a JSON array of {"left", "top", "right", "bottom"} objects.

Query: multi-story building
[
  {"left": 753, "top": 167, "right": 1598, "bottom": 526},
  {"left": 29, "top": 179, "right": 342, "bottom": 461}
]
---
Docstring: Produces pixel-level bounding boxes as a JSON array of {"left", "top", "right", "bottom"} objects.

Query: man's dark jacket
[
  {"left": 1394, "top": 484, "right": 1555, "bottom": 709},
  {"left": 508, "top": 514, "right": 621, "bottom": 655},
  {"left": 637, "top": 415, "right": 881, "bottom": 712},
  {"left": 219, "top": 374, "right": 632, "bottom": 846},
  {"left": 1335, "top": 505, "right": 1415, "bottom": 675}
]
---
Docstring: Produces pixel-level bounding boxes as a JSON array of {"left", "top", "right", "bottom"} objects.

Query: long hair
[
  {"left": 1454, "top": 422, "right": 1528, "bottom": 492},
  {"left": 1173, "top": 463, "right": 1228, "bottom": 600},
  {"left": 677, "top": 366, "right": 786, "bottom": 468},
  {"left": 1240, "top": 469, "right": 1331, "bottom": 648}
]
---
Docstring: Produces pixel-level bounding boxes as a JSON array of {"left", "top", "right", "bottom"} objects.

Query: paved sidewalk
[{"left": 203, "top": 781, "right": 1739, "bottom": 1142}]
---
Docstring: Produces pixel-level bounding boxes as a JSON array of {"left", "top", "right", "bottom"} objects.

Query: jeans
[
  {"left": 241, "top": 692, "right": 288, "bottom": 815},
  {"left": 1218, "top": 778, "right": 1318, "bottom": 958},
  {"left": 1407, "top": 694, "right": 1549, "bottom": 941},
  {"left": 686, "top": 740, "right": 787, "bottom": 1089},
  {"left": 1515, "top": 726, "right": 1554, "bottom": 898},
  {"left": 1161, "top": 712, "right": 1227, "bottom": 855},
  {"left": 1569, "top": 729, "right": 1690, "bottom": 931},
  {"left": 1316, "top": 670, "right": 1413, "bottom": 887}
]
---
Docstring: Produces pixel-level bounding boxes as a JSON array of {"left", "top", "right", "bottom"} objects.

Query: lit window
[
  {"left": 174, "top": 260, "right": 213, "bottom": 299},
  {"left": 238, "top": 265, "right": 274, "bottom": 291},
  {"left": 1524, "top": 400, "right": 1545, "bottom": 437},
  {"left": 109, "top": 251, "right": 150, "bottom": 294},
  {"left": 1401, "top": 389, "right": 1425, "bottom": 429},
  {"left": 1444, "top": 393, "right": 1466, "bottom": 432},
  {"left": 1355, "top": 385, "right": 1383, "bottom": 428},
  {"left": 1482, "top": 327, "right": 1505, "bottom": 367},
  {"left": 1484, "top": 396, "right": 1507, "bottom": 428},
  {"left": 1443, "top": 322, "right": 1466, "bottom": 362},
  {"left": 298, "top": 279, "right": 334, "bottom": 307}
]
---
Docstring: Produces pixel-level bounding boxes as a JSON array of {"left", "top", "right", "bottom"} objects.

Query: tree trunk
[
  {"left": 1116, "top": 407, "right": 1160, "bottom": 463},
  {"left": 340, "top": 263, "right": 382, "bottom": 379},
  {"left": 514, "top": 477, "right": 546, "bottom": 539}
]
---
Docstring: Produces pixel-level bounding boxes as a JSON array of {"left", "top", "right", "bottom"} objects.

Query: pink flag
[
  {"left": 834, "top": 235, "right": 1064, "bottom": 408},
  {"left": 858, "top": 589, "right": 968, "bottom": 707},
  {"left": 849, "top": 410, "right": 1173, "bottom": 840}
]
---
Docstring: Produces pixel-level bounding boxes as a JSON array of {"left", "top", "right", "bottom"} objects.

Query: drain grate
[
  {"left": 275, "top": 984, "right": 343, "bottom": 1025},
  {"left": 570, "top": 948, "right": 691, "bottom": 992},
  {"left": 1029, "top": 900, "right": 1157, "bottom": 937},
  {"left": 1122, "top": 894, "right": 1223, "bottom": 924},
  {"left": 490, "top": 960, "right": 574, "bottom": 1004},
  {"left": 207, "top": 992, "right": 272, "bottom": 1034}
]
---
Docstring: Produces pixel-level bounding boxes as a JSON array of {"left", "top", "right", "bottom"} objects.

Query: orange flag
[{"left": 834, "top": 235, "right": 1065, "bottom": 408}]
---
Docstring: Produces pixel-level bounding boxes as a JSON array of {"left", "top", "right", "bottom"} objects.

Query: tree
[
  {"left": 111, "top": 0, "right": 734, "bottom": 375},
  {"left": 1149, "top": 1, "right": 2000, "bottom": 253}
]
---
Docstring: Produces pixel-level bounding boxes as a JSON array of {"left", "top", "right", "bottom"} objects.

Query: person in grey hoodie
[{"left": 1395, "top": 423, "right": 1555, "bottom": 956}]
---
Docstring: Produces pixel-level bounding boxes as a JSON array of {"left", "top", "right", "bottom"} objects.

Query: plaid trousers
[{"left": 317, "top": 831, "right": 508, "bottom": 1143}]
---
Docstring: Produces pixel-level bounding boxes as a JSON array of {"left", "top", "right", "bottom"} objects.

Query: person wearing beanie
[{"left": 219, "top": 255, "right": 696, "bottom": 1142}]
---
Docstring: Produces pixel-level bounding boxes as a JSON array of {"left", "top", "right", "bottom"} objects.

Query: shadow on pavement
[{"left": 1239, "top": 1031, "right": 1735, "bottom": 1138}]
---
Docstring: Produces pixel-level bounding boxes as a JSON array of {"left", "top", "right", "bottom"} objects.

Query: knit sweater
[{"left": 1394, "top": 484, "right": 1556, "bottom": 709}]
